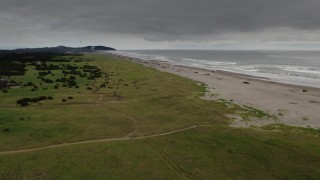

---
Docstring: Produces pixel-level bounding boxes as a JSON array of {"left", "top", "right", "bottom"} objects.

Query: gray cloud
[{"left": 1, "top": 0, "right": 320, "bottom": 48}]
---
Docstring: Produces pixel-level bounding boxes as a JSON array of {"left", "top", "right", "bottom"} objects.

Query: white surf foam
[{"left": 110, "top": 50, "right": 320, "bottom": 88}]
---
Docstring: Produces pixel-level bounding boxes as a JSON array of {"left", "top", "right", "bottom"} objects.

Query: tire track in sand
[{"left": 145, "top": 139, "right": 202, "bottom": 180}]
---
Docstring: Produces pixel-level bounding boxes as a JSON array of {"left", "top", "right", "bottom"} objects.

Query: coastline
[{"left": 103, "top": 52, "right": 320, "bottom": 128}]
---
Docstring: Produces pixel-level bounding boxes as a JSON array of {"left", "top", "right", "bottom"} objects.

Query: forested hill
[{"left": 0, "top": 46, "right": 116, "bottom": 54}]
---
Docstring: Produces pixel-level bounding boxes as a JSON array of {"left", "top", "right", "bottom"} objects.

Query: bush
[
  {"left": 39, "top": 96, "right": 47, "bottom": 101},
  {"left": 2, "top": 128, "right": 10, "bottom": 132},
  {"left": 62, "top": 99, "right": 67, "bottom": 102},
  {"left": 20, "top": 101, "right": 30, "bottom": 106},
  {"left": 17, "top": 96, "right": 53, "bottom": 106},
  {"left": 44, "top": 79, "right": 54, "bottom": 83},
  {"left": 68, "top": 96, "right": 74, "bottom": 100}
]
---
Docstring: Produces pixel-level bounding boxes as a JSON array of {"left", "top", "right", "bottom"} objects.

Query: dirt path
[{"left": 0, "top": 125, "right": 200, "bottom": 155}]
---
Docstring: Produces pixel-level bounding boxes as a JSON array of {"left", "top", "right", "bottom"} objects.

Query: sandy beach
[{"left": 106, "top": 53, "right": 320, "bottom": 128}]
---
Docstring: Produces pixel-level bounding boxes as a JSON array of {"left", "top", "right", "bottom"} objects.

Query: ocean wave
[
  {"left": 180, "top": 58, "right": 237, "bottom": 66},
  {"left": 111, "top": 50, "right": 320, "bottom": 88},
  {"left": 282, "top": 66, "right": 320, "bottom": 75}
]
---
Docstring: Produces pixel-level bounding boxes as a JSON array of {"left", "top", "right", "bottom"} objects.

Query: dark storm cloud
[{"left": 1, "top": 0, "right": 320, "bottom": 45}]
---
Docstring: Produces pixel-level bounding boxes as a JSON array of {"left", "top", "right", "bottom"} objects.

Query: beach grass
[
  {"left": 1, "top": 54, "right": 320, "bottom": 179},
  {"left": 0, "top": 54, "right": 230, "bottom": 151},
  {"left": 1, "top": 126, "right": 320, "bottom": 179}
]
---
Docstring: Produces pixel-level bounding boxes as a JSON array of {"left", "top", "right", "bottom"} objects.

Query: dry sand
[{"left": 105, "top": 53, "right": 320, "bottom": 128}]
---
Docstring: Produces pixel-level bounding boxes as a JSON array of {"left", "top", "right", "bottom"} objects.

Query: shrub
[
  {"left": 2, "top": 128, "right": 10, "bottom": 132},
  {"left": 17, "top": 96, "right": 53, "bottom": 106},
  {"left": 44, "top": 79, "right": 54, "bottom": 83},
  {"left": 26, "top": 82, "right": 34, "bottom": 86},
  {"left": 19, "top": 101, "right": 30, "bottom": 106},
  {"left": 39, "top": 96, "right": 47, "bottom": 101}
]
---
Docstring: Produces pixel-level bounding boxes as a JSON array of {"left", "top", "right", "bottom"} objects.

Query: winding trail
[
  {"left": 0, "top": 125, "right": 201, "bottom": 155},
  {"left": 1, "top": 67, "right": 204, "bottom": 180}
]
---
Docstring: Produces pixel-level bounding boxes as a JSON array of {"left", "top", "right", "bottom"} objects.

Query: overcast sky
[{"left": 1, "top": 0, "right": 320, "bottom": 50}]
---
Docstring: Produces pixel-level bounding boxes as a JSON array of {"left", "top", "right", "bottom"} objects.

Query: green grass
[
  {"left": 0, "top": 141, "right": 183, "bottom": 179},
  {"left": 262, "top": 124, "right": 320, "bottom": 137},
  {"left": 0, "top": 54, "right": 230, "bottom": 150},
  {"left": 1, "top": 126, "right": 320, "bottom": 179},
  {"left": 151, "top": 126, "right": 320, "bottom": 179},
  {"left": 241, "top": 105, "right": 277, "bottom": 121},
  {"left": 217, "top": 99, "right": 277, "bottom": 121},
  {"left": 1, "top": 54, "right": 320, "bottom": 179}
]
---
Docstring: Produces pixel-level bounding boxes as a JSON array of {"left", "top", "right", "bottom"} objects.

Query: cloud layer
[{"left": 1, "top": 0, "right": 320, "bottom": 49}]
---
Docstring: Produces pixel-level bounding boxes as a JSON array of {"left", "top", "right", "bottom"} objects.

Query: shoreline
[{"left": 103, "top": 52, "right": 320, "bottom": 128}]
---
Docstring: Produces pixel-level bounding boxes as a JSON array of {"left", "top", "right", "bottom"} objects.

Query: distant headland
[{"left": 0, "top": 46, "right": 116, "bottom": 54}]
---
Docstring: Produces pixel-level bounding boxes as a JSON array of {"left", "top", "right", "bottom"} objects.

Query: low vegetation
[
  {"left": 0, "top": 53, "right": 320, "bottom": 179},
  {"left": 262, "top": 124, "right": 320, "bottom": 137},
  {"left": 16, "top": 96, "right": 53, "bottom": 106}
]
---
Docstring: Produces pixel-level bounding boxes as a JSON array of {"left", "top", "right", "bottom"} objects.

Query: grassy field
[{"left": 1, "top": 54, "right": 320, "bottom": 179}]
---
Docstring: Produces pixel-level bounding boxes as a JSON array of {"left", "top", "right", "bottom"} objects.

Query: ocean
[{"left": 111, "top": 50, "right": 320, "bottom": 88}]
